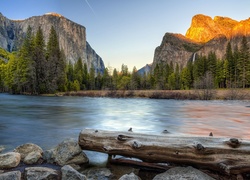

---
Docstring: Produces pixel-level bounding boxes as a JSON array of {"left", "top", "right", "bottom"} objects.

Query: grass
[{"left": 61, "top": 89, "right": 250, "bottom": 100}]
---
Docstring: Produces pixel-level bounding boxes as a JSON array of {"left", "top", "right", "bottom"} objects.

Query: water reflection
[
  {"left": 181, "top": 101, "right": 250, "bottom": 139},
  {"left": 0, "top": 94, "right": 250, "bottom": 151}
]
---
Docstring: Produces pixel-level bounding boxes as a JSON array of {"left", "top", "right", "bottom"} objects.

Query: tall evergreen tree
[
  {"left": 16, "top": 26, "right": 35, "bottom": 93},
  {"left": 33, "top": 26, "right": 46, "bottom": 94},
  {"left": 46, "top": 26, "right": 66, "bottom": 93},
  {"left": 238, "top": 36, "right": 250, "bottom": 88}
]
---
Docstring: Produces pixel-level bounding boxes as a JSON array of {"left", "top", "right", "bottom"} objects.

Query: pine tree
[
  {"left": 238, "top": 36, "right": 250, "bottom": 88},
  {"left": 130, "top": 66, "right": 140, "bottom": 90},
  {"left": 74, "top": 57, "right": 84, "bottom": 89},
  {"left": 46, "top": 26, "right": 66, "bottom": 93},
  {"left": 181, "top": 67, "right": 192, "bottom": 90},
  {"left": 17, "top": 26, "right": 35, "bottom": 93},
  {"left": 33, "top": 26, "right": 46, "bottom": 94},
  {"left": 112, "top": 68, "right": 118, "bottom": 90}
]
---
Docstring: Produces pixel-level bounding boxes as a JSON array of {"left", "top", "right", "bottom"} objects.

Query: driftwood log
[{"left": 78, "top": 129, "right": 250, "bottom": 175}]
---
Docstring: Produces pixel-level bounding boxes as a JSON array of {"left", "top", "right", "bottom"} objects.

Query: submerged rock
[
  {"left": 0, "top": 171, "right": 21, "bottom": 180},
  {"left": 14, "top": 143, "right": 43, "bottom": 162},
  {"left": 119, "top": 172, "right": 141, "bottom": 180},
  {"left": 0, "top": 152, "right": 21, "bottom": 169},
  {"left": 61, "top": 165, "right": 86, "bottom": 180},
  {"left": 25, "top": 167, "right": 59, "bottom": 180},
  {"left": 43, "top": 139, "right": 88, "bottom": 166},
  {"left": 153, "top": 166, "right": 215, "bottom": 180}
]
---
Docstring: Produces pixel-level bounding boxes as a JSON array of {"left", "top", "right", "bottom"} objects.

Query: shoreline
[{"left": 59, "top": 89, "right": 250, "bottom": 100}]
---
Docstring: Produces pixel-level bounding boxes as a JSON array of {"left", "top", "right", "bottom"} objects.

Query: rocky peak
[
  {"left": 152, "top": 14, "right": 250, "bottom": 71},
  {"left": 0, "top": 12, "right": 105, "bottom": 74},
  {"left": 185, "top": 14, "right": 250, "bottom": 43}
]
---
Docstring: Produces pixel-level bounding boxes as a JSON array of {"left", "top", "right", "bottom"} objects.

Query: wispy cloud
[{"left": 84, "top": 0, "right": 96, "bottom": 16}]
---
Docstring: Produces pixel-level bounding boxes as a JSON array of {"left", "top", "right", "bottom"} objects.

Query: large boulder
[
  {"left": 0, "top": 152, "right": 21, "bottom": 169},
  {"left": 61, "top": 165, "right": 86, "bottom": 180},
  {"left": 0, "top": 171, "right": 21, "bottom": 180},
  {"left": 82, "top": 167, "right": 112, "bottom": 180},
  {"left": 24, "top": 151, "right": 42, "bottom": 165},
  {"left": 119, "top": 172, "right": 141, "bottom": 180},
  {"left": 25, "top": 167, "right": 59, "bottom": 180},
  {"left": 14, "top": 143, "right": 43, "bottom": 163},
  {"left": 153, "top": 166, "right": 215, "bottom": 180},
  {"left": 43, "top": 139, "right": 88, "bottom": 166}
]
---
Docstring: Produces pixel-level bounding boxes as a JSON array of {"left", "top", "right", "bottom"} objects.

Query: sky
[{"left": 0, "top": 0, "right": 250, "bottom": 71}]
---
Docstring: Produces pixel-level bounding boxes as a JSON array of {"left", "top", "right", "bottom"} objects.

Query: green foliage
[{"left": 182, "top": 43, "right": 201, "bottom": 52}]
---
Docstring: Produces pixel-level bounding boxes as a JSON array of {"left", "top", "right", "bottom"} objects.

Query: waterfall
[{"left": 192, "top": 52, "right": 196, "bottom": 62}]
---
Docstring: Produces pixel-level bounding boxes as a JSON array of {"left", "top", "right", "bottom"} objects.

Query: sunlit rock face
[
  {"left": 185, "top": 14, "right": 250, "bottom": 43},
  {"left": 152, "top": 14, "right": 250, "bottom": 69},
  {"left": 0, "top": 12, "right": 105, "bottom": 74}
]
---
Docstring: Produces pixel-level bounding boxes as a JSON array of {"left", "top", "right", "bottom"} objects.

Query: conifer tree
[
  {"left": 16, "top": 26, "right": 35, "bottom": 93},
  {"left": 238, "top": 36, "right": 250, "bottom": 88},
  {"left": 33, "top": 26, "right": 46, "bottom": 94}
]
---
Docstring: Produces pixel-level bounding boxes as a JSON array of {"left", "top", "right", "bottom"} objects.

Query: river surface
[{"left": 0, "top": 93, "right": 250, "bottom": 152}]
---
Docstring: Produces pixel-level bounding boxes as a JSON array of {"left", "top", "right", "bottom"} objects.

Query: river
[{"left": 0, "top": 93, "right": 250, "bottom": 152}]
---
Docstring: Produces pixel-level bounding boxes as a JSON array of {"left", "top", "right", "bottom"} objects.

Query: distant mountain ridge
[
  {"left": 0, "top": 12, "right": 105, "bottom": 74},
  {"left": 152, "top": 14, "right": 250, "bottom": 70}
]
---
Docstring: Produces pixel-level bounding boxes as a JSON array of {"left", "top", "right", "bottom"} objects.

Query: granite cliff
[
  {"left": 152, "top": 14, "right": 250, "bottom": 70},
  {"left": 0, "top": 12, "right": 105, "bottom": 74}
]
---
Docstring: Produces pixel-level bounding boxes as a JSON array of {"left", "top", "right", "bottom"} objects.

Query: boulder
[
  {"left": 0, "top": 171, "right": 21, "bottom": 180},
  {"left": 44, "top": 139, "right": 88, "bottom": 166},
  {"left": 25, "top": 167, "right": 59, "bottom": 180},
  {"left": 119, "top": 172, "right": 141, "bottom": 180},
  {"left": 43, "top": 149, "right": 54, "bottom": 164},
  {"left": 153, "top": 166, "right": 215, "bottom": 180},
  {"left": 82, "top": 167, "right": 112, "bottom": 180},
  {"left": 0, "top": 152, "right": 21, "bottom": 169},
  {"left": 61, "top": 165, "right": 86, "bottom": 180},
  {"left": 24, "top": 151, "right": 42, "bottom": 165},
  {"left": 14, "top": 143, "right": 43, "bottom": 161}
]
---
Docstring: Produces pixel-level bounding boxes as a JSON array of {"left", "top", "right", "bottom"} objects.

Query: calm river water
[{"left": 0, "top": 93, "right": 250, "bottom": 152}]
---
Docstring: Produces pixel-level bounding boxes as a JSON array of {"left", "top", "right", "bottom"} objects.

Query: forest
[{"left": 0, "top": 26, "right": 250, "bottom": 94}]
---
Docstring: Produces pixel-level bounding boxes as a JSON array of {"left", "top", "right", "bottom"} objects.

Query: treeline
[
  {"left": 0, "top": 26, "right": 66, "bottom": 94},
  {"left": 1, "top": 28, "right": 250, "bottom": 94},
  {"left": 149, "top": 36, "right": 250, "bottom": 90}
]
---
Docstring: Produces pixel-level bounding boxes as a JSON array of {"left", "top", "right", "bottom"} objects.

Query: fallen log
[{"left": 78, "top": 129, "right": 250, "bottom": 175}]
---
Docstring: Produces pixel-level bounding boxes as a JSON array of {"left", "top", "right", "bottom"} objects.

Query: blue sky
[{"left": 1, "top": 0, "right": 250, "bottom": 71}]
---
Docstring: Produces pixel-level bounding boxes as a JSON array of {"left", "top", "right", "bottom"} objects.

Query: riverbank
[
  {"left": 60, "top": 89, "right": 250, "bottom": 100},
  {"left": 0, "top": 139, "right": 244, "bottom": 180}
]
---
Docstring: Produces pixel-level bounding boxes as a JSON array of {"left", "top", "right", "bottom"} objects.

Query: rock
[
  {"left": 152, "top": 14, "right": 250, "bottom": 75},
  {"left": 0, "top": 12, "right": 105, "bottom": 74},
  {"left": 119, "top": 172, "right": 141, "bottom": 180},
  {"left": 153, "top": 166, "right": 215, "bottom": 180},
  {"left": 24, "top": 151, "right": 42, "bottom": 165},
  {"left": 44, "top": 139, "right": 88, "bottom": 166},
  {"left": 82, "top": 167, "right": 112, "bottom": 180},
  {"left": 14, "top": 143, "right": 43, "bottom": 161},
  {"left": 25, "top": 167, "right": 59, "bottom": 180},
  {"left": 0, "top": 152, "right": 21, "bottom": 169},
  {"left": 61, "top": 165, "right": 86, "bottom": 180},
  {"left": 0, "top": 171, "right": 21, "bottom": 180},
  {"left": 68, "top": 164, "right": 81, "bottom": 171},
  {"left": 43, "top": 149, "right": 54, "bottom": 164},
  {"left": 0, "top": 146, "right": 4, "bottom": 153}
]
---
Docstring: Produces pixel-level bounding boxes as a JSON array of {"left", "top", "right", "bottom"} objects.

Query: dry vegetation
[{"left": 61, "top": 89, "right": 250, "bottom": 100}]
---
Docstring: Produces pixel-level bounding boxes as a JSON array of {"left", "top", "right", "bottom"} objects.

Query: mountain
[
  {"left": 152, "top": 14, "right": 250, "bottom": 70},
  {"left": 137, "top": 63, "right": 152, "bottom": 75},
  {"left": 0, "top": 12, "right": 105, "bottom": 74}
]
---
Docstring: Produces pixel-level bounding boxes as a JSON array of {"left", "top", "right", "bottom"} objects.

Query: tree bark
[{"left": 78, "top": 129, "right": 250, "bottom": 175}]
